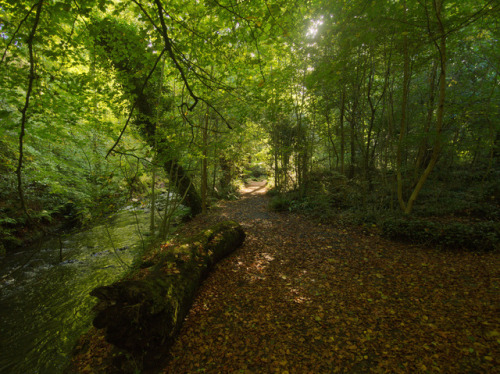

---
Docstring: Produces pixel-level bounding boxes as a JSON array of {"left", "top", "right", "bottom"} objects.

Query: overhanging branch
[
  {"left": 154, "top": 0, "right": 199, "bottom": 111},
  {"left": 0, "top": 2, "right": 39, "bottom": 66}
]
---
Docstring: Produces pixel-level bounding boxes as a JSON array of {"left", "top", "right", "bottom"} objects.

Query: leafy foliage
[
  {"left": 382, "top": 218, "right": 500, "bottom": 251},
  {"left": 268, "top": 195, "right": 291, "bottom": 212}
]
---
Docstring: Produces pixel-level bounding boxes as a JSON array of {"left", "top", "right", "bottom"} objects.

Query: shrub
[
  {"left": 269, "top": 196, "right": 291, "bottom": 211},
  {"left": 266, "top": 187, "right": 280, "bottom": 197},
  {"left": 381, "top": 218, "right": 499, "bottom": 251},
  {"left": 242, "top": 164, "right": 267, "bottom": 181}
]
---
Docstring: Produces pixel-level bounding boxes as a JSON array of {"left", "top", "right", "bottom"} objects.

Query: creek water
[{"left": 0, "top": 206, "right": 162, "bottom": 374}]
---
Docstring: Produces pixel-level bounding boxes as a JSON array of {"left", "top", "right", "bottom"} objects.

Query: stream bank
[{"left": 0, "top": 204, "right": 166, "bottom": 374}]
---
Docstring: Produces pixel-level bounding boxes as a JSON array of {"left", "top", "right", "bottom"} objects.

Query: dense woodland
[{"left": 1, "top": 0, "right": 499, "bottom": 252}]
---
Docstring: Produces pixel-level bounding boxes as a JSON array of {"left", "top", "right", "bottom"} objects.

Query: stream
[{"left": 0, "top": 205, "right": 171, "bottom": 373}]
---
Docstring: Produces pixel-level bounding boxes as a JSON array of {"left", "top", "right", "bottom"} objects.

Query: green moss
[{"left": 89, "top": 220, "right": 245, "bottom": 364}]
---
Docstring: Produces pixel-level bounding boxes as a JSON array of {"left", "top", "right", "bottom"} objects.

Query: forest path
[{"left": 163, "top": 182, "right": 499, "bottom": 373}]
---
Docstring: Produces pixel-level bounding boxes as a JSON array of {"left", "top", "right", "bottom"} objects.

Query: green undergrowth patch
[
  {"left": 267, "top": 188, "right": 344, "bottom": 219},
  {"left": 267, "top": 187, "right": 499, "bottom": 252},
  {"left": 268, "top": 195, "right": 291, "bottom": 211},
  {"left": 381, "top": 218, "right": 500, "bottom": 251}
]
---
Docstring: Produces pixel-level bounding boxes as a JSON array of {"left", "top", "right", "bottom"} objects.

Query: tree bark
[
  {"left": 414, "top": 59, "right": 438, "bottom": 181},
  {"left": 404, "top": 0, "right": 447, "bottom": 214},
  {"left": 396, "top": 0, "right": 410, "bottom": 212},
  {"left": 201, "top": 103, "right": 209, "bottom": 214},
  {"left": 16, "top": 0, "right": 43, "bottom": 220},
  {"left": 90, "top": 220, "right": 245, "bottom": 368},
  {"left": 339, "top": 87, "right": 346, "bottom": 175},
  {"left": 93, "top": 18, "right": 202, "bottom": 216}
]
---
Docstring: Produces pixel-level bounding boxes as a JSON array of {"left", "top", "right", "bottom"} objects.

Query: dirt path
[{"left": 162, "top": 182, "right": 499, "bottom": 373}]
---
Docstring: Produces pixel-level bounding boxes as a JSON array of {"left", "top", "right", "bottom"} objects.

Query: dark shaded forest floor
[
  {"left": 70, "top": 181, "right": 499, "bottom": 373},
  {"left": 163, "top": 181, "right": 499, "bottom": 373}
]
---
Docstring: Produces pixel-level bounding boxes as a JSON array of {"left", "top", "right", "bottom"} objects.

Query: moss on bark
[{"left": 89, "top": 220, "right": 245, "bottom": 368}]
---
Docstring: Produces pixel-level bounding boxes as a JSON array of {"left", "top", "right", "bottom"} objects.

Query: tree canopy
[{"left": 1, "top": 0, "right": 499, "bottom": 250}]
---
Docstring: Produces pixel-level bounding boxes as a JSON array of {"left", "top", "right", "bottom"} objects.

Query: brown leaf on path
[
  {"left": 68, "top": 181, "right": 499, "bottom": 373},
  {"left": 163, "top": 181, "right": 499, "bottom": 373}
]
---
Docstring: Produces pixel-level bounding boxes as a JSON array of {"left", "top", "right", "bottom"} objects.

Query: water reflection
[{"left": 0, "top": 207, "right": 155, "bottom": 374}]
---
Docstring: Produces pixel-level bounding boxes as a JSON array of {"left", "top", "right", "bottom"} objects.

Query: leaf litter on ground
[
  {"left": 164, "top": 182, "right": 499, "bottom": 373},
  {"left": 68, "top": 181, "right": 500, "bottom": 373}
]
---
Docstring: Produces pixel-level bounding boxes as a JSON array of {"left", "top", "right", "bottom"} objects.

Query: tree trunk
[
  {"left": 339, "top": 88, "right": 346, "bottom": 175},
  {"left": 414, "top": 59, "right": 438, "bottom": 181},
  {"left": 163, "top": 159, "right": 202, "bottom": 216},
  {"left": 404, "top": 0, "right": 447, "bottom": 214},
  {"left": 325, "top": 108, "right": 339, "bottom": 170},
  {"left": 201, "top": 104, "right": 209, "bottom": 214},
  {"left": 93, "top": 18, "right": 202, "bottom": 216},
  {"left": 90, "top": 221, "right": 245, "bottom": 369},
  {"left": 396, "top": 1, "right": 410, "bottom": 211},
  {"left": 349, "top": 112, "right": 356, "bottom": 179}
]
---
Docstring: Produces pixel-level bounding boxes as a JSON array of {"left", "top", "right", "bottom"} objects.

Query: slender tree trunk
[
  {"left": 365, "top": 60, "right": 376, "bottom": 184},
  {"left": 404, "top": 0, "right": 447, "bottom": 214},
  {"left": 16, "top": 0, "right": 43, "bottom": 219},
  {"left": 150, "top": 162, "right": 156, "bottom": 232},
  {"left": 414, "top": 59, "right": 438, "bottom": 181},
  {"left": 201, "top": 104, "right": 209, "bottom": 214},
  {"left": 326, "top": 108, "right": 339, "bottom": 170},
  {"left": 396, "top": 0, "right": 410, "bottom": 212},
  {"left": 151, "top": 58, "right": 165, "bottom": 232},
  {"left": 348, "top": 93, "right": 358, "bottom": 180},
  {"left": 387, "top": 75, "right": 396, "bottom": 211},
  {"left": 274, "top": 143, "right": 279, "bottom": 189},
  {"left": 339, "top": 88, "right": 346, "bottom": 175},
  {"left": 211, "top": 120, "right": 219, "bottom": 194}
]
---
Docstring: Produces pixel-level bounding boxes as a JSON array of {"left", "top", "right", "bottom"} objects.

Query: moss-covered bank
[{"left": 67, "top": 220, "right": 245, "bottom": 373}]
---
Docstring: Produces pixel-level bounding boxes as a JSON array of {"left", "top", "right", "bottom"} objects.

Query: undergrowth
[{"left": 268, "top": 167, "right": 500, "bottom": 252}]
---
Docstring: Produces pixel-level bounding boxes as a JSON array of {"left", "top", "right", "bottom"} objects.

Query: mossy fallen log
[{"left": 89, "top": 220, "right": 245, "bottom": 365}]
